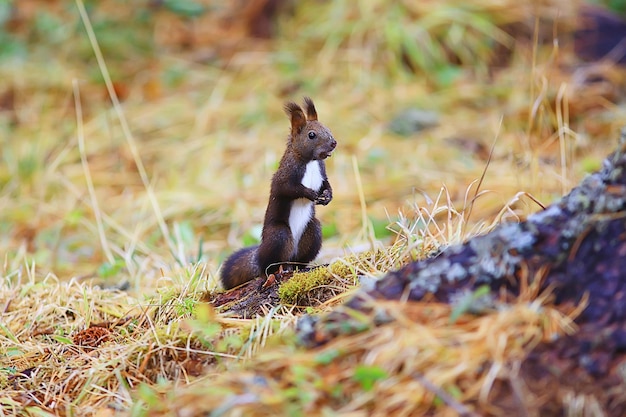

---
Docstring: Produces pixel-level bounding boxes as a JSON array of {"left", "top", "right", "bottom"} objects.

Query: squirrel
[{"left": 220, "top": 97, "right": 337, "bottom": 290}]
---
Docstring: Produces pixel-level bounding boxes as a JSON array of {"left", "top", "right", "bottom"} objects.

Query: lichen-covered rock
[
  {"left": 298, "top": 129, "right": 626, "bottom": 395},
  {"left": 348, "top": 130, "right": 626, "bottom": 328}
]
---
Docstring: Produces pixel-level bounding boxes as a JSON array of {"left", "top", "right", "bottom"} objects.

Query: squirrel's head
[{"left": 284, "top": 97, "right": 337, "bottom": 161}]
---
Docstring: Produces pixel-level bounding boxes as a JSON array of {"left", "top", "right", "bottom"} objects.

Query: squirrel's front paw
[{"left": 315, "top": 189, "right": 332, "bottom": 205}]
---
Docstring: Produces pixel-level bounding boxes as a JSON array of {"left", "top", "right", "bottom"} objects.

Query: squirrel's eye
[{"left": 308, "top": 131, "right": 316, "bottom": 139}]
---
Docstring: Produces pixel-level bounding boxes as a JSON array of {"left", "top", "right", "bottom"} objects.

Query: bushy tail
[{"left": 220, "top": 246, "right": 260, "bottom": 290}]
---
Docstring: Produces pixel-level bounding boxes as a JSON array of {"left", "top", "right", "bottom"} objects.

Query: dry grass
[
  {"left": 133, "top": 287, "right": 581, "bottom": 416},
  {"left": 1, "top": 263, "right": 289, "bottom": 415},
  {"left": 1, "top": 0, "right": 626, "bottom": 415}
]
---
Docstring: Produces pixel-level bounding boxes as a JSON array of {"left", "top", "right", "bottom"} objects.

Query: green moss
[
  {"left": 278, "top": 251, "right": 385, "bottom": 305},
  {"left": 279, "top": 267, "right": 334, "bottom": 305}
]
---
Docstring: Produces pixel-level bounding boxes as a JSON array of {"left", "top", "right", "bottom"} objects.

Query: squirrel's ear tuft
[
  {"left": 284, "top": 102, "right": 306, "bottom": 134},
  {"left": 303, "top": 97, "right": 317, "bottom": 121}
]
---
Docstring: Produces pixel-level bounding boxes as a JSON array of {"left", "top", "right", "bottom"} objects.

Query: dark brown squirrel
[{"left": 220, "top": 97, "right": 337, "bottom": 290}]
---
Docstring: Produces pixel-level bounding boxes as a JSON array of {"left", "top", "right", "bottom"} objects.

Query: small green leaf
[
  {"left": 97, "top": 259, "right": 125, "bottom": 279},
  {"left": 352, "top": 365, "right": 387, "bottom": 391},
  {"left": 64, "top": 208, "right": 85, "bottom": 226},
  {"left": 581, "top": 156, "right": 601, "bottom": 173},
  {"left": 370, "top": 217, "right": 393, "bottom": 239},
  {"left": 194, "top": 303, "right": 211, "bottom": 322},
  {"left": 24, "top": 407, "right": 56, "bottom": 417},
  {"left": 163, "top": 0, "right": 206, "bottom": 17},
  {"left": 5, "top": 347, "right": 23, "bottom": 357},
  {"left": 0, "top": 323, "right": 18, "bottom": 343},
  {"left": 136, "top": 382, "right": 160, "bottom": 407},
  {"left": 433, "top": 384, "right": 463, "bottom": 407},
  {"left": 217, "top": 334, "right": 244, "bottom": 352},
  {"left": 447, "top": 384, "right": 463, "bottom": 399},
  {"left": 322, "top": 222, "right": 338, "bottom": 239},
  {"left": 434, "top": 65, "right": 462, "bottom": 88},
  {"left": 176, "top": 220, "right": 195, "bottom": 245},
  {"left": 314, "top": 349, "right": 341, "bottom": 365},
  {"left": 52, "top": 335, "right": 73, "bottom": 345}
]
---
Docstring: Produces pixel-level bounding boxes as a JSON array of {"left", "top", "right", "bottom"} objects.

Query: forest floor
[{"left": 1, "top": 0, "right": 626, "bottom": 415}]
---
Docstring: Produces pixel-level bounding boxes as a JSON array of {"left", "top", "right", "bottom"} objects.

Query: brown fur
[{"left": 220, "top": 98, "right": 337, "bottom": 290}]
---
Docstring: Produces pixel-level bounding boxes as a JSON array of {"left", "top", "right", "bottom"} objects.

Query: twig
[{"left": 412, "top": 372, "right": 481, "bottom": 417}]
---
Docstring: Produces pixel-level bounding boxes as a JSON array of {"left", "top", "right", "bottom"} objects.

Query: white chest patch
[
  {"left": 289, "top": 161, "right": 323, "bottom": 257},
  {"left": 300, "top": 160, "right": 323, "bottom": 191}
]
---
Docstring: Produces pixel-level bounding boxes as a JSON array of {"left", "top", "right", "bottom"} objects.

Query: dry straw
[
  {"left": 135, "top": 290, "right": 579, "bottom": 416},
  {"left": 1, "top": 0, "right": 622, "bottom": 414}
]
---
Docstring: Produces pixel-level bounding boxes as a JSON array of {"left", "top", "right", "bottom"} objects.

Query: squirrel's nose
[{"left": 330, "top": 138, "right": 337, "bottom": 149}]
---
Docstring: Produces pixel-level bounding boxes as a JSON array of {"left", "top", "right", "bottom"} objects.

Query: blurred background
[{"left": 1, "top": 0, "right": 626, "bottom": 293}]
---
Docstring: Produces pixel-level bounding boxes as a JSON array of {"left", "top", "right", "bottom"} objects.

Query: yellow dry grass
[
  {"left": 1, "top": 0, "right": 625, "bottom": 415},
  {"left": 128, "top": 289, "right": 581, "bottom": 416}
]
